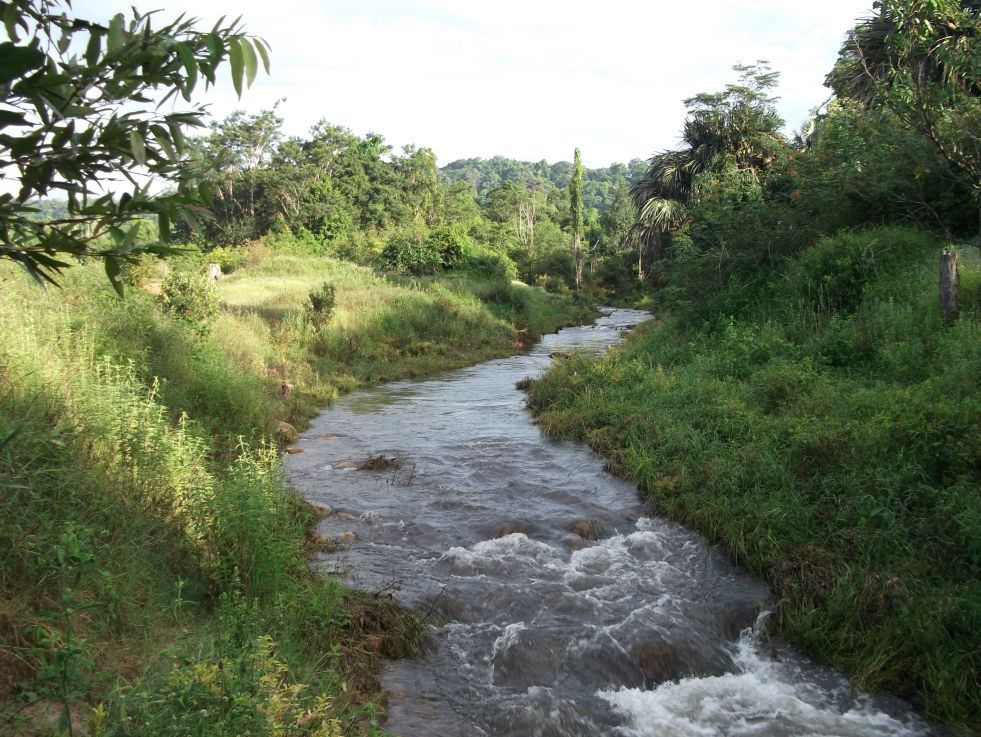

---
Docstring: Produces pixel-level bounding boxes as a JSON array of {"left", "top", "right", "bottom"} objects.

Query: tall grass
[
  {"left": 526, "top": 226, "right": 981, "bottom": 733},
  {"left": 0, "top": 245, "right": 584, "bottom": 735},
  {"left": 215, "top": 254, "right": 592, "bottom": 421}
]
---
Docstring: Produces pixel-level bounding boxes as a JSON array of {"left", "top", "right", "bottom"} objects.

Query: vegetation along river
[{"left": 286, "top": 308, "right": 932, "bottom": 737}]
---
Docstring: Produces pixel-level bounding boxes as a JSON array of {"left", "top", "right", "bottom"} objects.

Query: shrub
[
  {"left": 161, "top": 272, "right": 220, "bottom": 332},
  {"left": 533, "top": 274, "right": 570, "bottom": 295},
  {"left": 207, "top": 246, "right": 249, "bottom": 275},
  {"left": 122, "top": 253, "right": 166, "bottom": 286},
  {"left": 307, "top": 282, "right": 336, "bottom": 323},
  {"left": 790, "top": 226, "right": 938, "bottom": 313},
  {"left": 264, "top": 223, "right": 328, "bottom": 256},
  {"left": 468, "top": 248, "right": 518, "bottom": 281},
  {"left": 425, "top": 226, "right": 471, "bottom": 268},
  {"left": 377, "top": 230, "right": 441, "bottom": 275},
  {"left": 333, "top": 230, "right": 384, "bottom": 265}
]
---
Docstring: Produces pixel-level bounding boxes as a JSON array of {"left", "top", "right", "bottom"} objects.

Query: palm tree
[{"left": 630, "top": 63, "right": 786, "bottom": 268}]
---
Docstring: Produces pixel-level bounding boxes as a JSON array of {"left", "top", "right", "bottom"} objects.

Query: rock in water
[{"left": 277, "top": 421, "right": 298, "bottom": 443}]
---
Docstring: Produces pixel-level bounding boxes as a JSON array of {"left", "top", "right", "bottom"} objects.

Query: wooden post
[{"left": 939, "top": 249, "right": 958, "bottom": 324}]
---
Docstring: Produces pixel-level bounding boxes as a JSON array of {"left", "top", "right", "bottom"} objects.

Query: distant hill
[
  {"left": 31, "top": 198, "right": 69, "bottom": 221},
  {"left": 440, "top": 157, "right": 646, "bottom": 213}
]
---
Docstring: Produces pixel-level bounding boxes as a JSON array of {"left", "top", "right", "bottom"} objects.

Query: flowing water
[{"left": 286, "top": 308, "right": 932, "bottom": 737}]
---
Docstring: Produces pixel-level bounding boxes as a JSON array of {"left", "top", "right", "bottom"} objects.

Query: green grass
[
  {"left": 214, "top": 254, "right": 592, "bottom": 427},
  {"left": 0, "top": 248, "right": 587, "bottom": 736},
  {"left": 526, "top": 227, "right": 981, "bottom": 733}
]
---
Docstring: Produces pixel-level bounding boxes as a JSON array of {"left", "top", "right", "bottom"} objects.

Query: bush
[
  {"left": 533, "top": 273, "right": 570, "bottom": 295},
  {"left": 467, "top": 248, "right": 518, "bottom": 281},
  {"left": 122, "top": 253, "right": 166, "bottom": 286},
  {"left": 161, "top": 272, "right": 220, "bottom": 332},
  {"left": 332, "top": 230, "right": 384, "bottom": 265},
  {"left": 307, "top": 282, "right": 336, "bottom": 323},
  {"left": 790, "top": 226, "right": 938, "bottom": 313},
  {"left": 378, "top": 226, "right": 473, "bottom": 275},
  {"left": 377, "top": 229, "right": 441, "bottom": 275},
  {"left": 425, "top": 225, "right": 471, "bottom": 268},
  {"left": 207, "top": 246, "right": 249, "bottom": 275},
  {"left": 264, "top": 225, "right": 328, "bottom": 256}
]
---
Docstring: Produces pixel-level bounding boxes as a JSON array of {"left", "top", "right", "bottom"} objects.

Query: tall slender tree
[{"left": 570, "top": 147, "right": 584, "bottom": 289}]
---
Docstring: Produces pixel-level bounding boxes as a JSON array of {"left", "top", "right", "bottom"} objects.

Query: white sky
[{"left": 75, "top": 0, "right": 873, "bottom": 168}]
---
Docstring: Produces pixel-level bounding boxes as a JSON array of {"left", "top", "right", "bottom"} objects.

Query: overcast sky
[{"left": 77, "top": 0, "right": 873, "bottom": 168}]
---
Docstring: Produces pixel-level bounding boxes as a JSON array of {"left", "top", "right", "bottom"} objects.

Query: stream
[{"left": 285, "top": 308, "right": 932, "bottom": 737}]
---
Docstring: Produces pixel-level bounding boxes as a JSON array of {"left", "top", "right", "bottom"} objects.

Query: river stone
[
  {"left": 320, "top": 433, "right": 337, "bottom": 440},
  {"left": 489, "top": 521, "right": 536, "bottom": 538},
  {"left": 563, "top": 535, "right": 592, "bottom": 551},
  {"left": 490, "top": 627, "right": 562, "bottom": 689},
  {"left": 335, "top": 461, "right": 357, "bottom": 470},
  {"left": 284, "top": 447, "right": 304, "bottom": 455},
  {"left": 632, "top": 644, "right": 686, "bottom": 685},
  {"left": 719, "top": 600, "right": 766, "bottom": 640},
  {"left": 276, "top": 421, "right": 298, "bottom": 443},
  {"left": 309, "top": 501, "right": 334, "bottom": 518},
  {"left": 336, "top": 531, "right": 357, "bottom": 544},
  {"left": 567, "top": 520, "right": 606, "bottom": 539}
]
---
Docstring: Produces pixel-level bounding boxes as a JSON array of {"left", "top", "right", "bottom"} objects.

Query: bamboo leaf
[
  {"left": 107, "top": 13, "right": 125, "bottom": 51},
  {"left": 239, "top": 36, "right": 258, "bottom": 87},
  {"left": 104, "top": 256, "right": 124, "bottom": 296},
  {"left": 254, "top": 37, "right": 270, "bottom": 74},
  {"left": 174, "top": 41, "right": 197, "bottom": 99},
  {"left": 85, "top": 29, "right": 102, "bottom": 66},
  {"left": 129, "top": 130, "right": 146, "bottom": 166},
  {"left": 227, "top": 35, "right": 244, "bottom": 97}
]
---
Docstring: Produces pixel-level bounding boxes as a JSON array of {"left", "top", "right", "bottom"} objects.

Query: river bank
[
  {"left": 0, "top": 251, "right": 590, "bottom": 736},
  {"left": 285, "top": 307, "right": 933, "bottom": 737},
  {"left": 524, "top": 230, "right": 981, "bottom": 734}
]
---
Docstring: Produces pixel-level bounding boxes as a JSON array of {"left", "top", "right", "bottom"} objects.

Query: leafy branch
[{"left": 0, "top": 0, "right": 270, "bottom": 291}]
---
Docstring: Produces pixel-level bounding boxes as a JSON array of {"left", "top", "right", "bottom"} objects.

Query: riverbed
[{"left": 286, "top": 308, "right": 931, "bottom": 737}]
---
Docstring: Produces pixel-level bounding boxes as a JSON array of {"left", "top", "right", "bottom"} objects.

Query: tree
[
  {"left": 631, "top": 62, "right": 787, "bottom": 263},
  {"left": 0, "top": 0, "right": 269, "bottom": 290},
  {"left": 199, "top": 108, "right": 284, "bottom": 243},
  {"left": 569, "top": 147, "right": 584, "bottom": 289},
  {"left": 826, "top": 0, "right": 980, "bottom": 205}
]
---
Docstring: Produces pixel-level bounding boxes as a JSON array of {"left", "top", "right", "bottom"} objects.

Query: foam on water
[{"left": 599, "top": 629, "right": 928, "bottom": 737}]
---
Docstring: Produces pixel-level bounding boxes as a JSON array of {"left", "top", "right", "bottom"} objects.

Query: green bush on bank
[{"left": 527, "top": 226, "right": 981, "bottom": 732}]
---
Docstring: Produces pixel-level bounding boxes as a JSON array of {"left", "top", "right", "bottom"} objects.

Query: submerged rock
[
  {"left": 284, "top": 447, "right": 304, "bottom": 455},
  {"left": 567, "top": 520, "right": 606, "bottom": 540},
  {"left": 632, "top": 644, "right": 686, "bottom": 685}
]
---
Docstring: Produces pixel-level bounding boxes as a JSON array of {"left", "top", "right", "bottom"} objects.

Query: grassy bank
[
  {"left": 0, "top": 248, "right": 589, "bottom": 736},
  {"left": 526, "top": 226, "right": 980, "bottom": 733}
]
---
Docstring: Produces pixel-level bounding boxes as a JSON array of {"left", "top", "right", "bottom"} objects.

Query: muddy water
[{"left": 286, "top": 308, "right": 931, "bottom": 737}]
